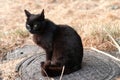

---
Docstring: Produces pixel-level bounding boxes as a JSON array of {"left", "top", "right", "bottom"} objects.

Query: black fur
[{"left": 24, "top": 9, "right": 83, "bottom": 77}]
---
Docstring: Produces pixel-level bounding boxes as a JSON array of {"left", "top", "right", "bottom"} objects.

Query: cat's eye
[
  {"left": 33, "top": 24, "right": 38, "bottom": 30},
  {"left": 26, "top": 24, "right": 31, "bottom": 31},
  {"left": 34, "top": 24, "right": 37, "bottom": 28}
]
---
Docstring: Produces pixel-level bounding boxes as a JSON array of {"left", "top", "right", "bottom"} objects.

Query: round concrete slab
[
  {"left": 15, "top": 49, "right": 120, "bottom": 80},
  {"left": 6, "top": 45, "right": 44, "bottom": 61}
]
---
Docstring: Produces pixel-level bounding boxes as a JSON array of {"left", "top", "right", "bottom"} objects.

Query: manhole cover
[{"left": 15, "top": 50, "right": 120, "bottom": 80}]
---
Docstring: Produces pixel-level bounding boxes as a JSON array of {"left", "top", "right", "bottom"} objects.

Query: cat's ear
[
  {"left": 40, "top": 9, "right": 45, "bottom": 20},
  {"left": 24, "top": 9, "right": 31, "bottom": 18}
]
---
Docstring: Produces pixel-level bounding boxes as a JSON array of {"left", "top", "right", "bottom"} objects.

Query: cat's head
[{"left": 24, "top": 9, "right": 46, "bottom": 34}]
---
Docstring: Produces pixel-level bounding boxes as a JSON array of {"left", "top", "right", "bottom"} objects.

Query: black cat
[{"left": 24, "top": 9, "right": 83, "bottom": 77}]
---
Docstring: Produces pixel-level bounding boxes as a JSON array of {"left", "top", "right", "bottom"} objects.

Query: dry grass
[
  {"left": 1, "top": 0, "right": 120, "bottom": 79},
  {"left": 0, "top": 0, "right": 120, "bottom": 52},
  {"left": 0, "top": 0, "right": 120, "bottom": 54},
  {"left": 0, "top": 58, "right": 24, "bottom": 80}
]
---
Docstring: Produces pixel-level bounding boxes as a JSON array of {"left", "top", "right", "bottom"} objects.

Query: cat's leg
[
  {"left": 40, "top": 51, "right": 52, "bottom": 70},
  {"left": 46, "top": 51, "right": 52, "bottom": 61},
  {"left": 40, "top": 50, "right": 52, "bottom": 76},
  {"left": 41, "top": 50, "right": 52, "bottom": 66}
]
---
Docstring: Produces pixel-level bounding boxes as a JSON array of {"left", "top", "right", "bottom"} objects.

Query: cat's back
[
  {"left": 54, "top": 25, "right": 83, "bottom": 49},
  {"left": 55, "top": 25, "right": 81, "bottom": 41}
]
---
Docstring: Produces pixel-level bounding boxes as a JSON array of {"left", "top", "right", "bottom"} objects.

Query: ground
[{"left": 0, "top": 0, "right": 120, "bottom": 80}]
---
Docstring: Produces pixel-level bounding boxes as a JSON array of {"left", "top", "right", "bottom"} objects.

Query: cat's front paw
[
  {"left": 41, "top": 61, "right": 45, "bottom": 68},
  {"left": 41, "top": 61, "right": 51, "bottom": 69}
]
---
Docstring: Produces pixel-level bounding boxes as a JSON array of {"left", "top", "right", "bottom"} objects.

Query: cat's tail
[{"left": 41, "top": 63, "right": 81, "bottom": 77}]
